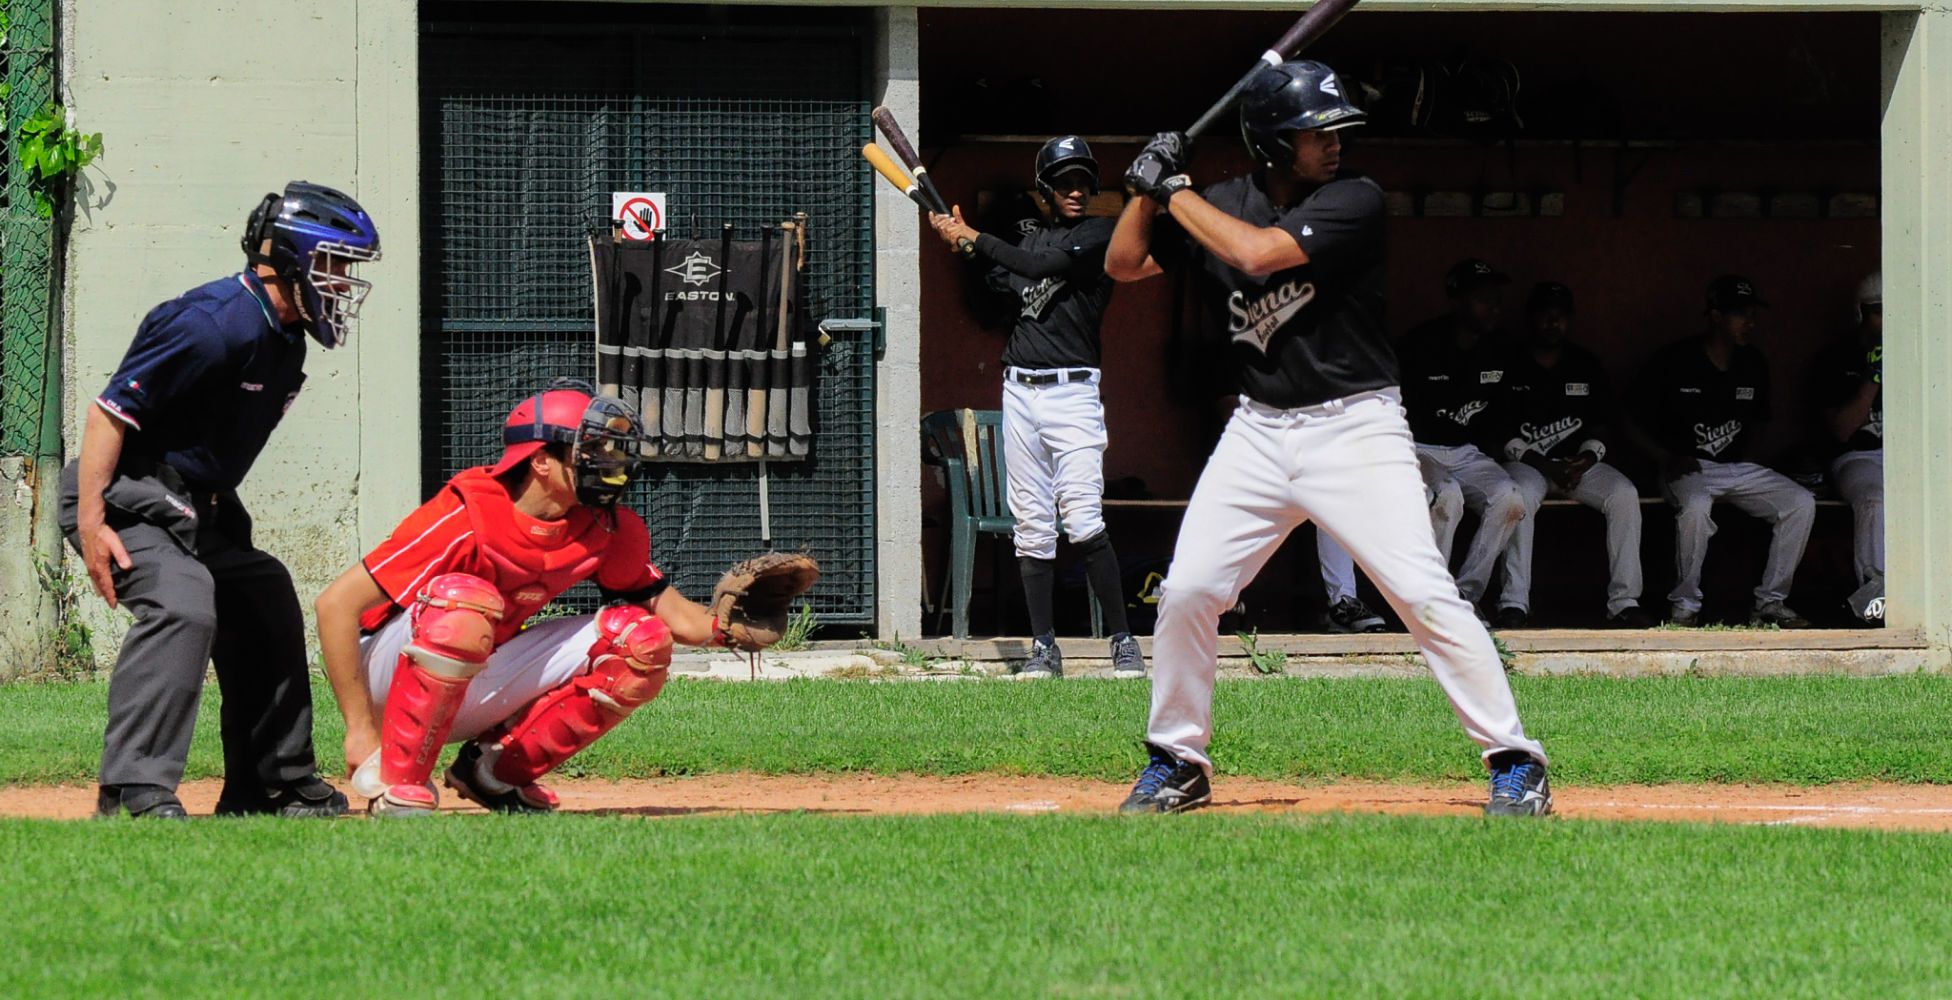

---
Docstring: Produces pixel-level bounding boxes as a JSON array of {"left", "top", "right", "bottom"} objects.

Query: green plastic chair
[{"left": 922, "top": 409, "right": 1013, "bottom": 638}]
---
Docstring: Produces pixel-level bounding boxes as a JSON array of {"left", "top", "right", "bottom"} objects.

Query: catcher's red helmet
[{"left": 488, "top": 387, "right": 594, "bottom": 476}]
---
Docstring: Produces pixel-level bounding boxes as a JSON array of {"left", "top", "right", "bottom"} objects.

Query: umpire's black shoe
[
  {"left": 1119, "top": 742, "right": 1212, "bottom": 815},
  {"left": 96, "top": 784, "right": 189, "bottom": 820},
  {"left": 214, "top": 775, "right": 349, "bottom": 818},
  {"left": 1484, "top": 752, "right": 1553, "bottom": 818}
]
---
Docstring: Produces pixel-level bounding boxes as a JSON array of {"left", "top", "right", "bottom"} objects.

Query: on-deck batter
[{"left": 1105, "top": 60, "right": 1550, "bottom": 817}]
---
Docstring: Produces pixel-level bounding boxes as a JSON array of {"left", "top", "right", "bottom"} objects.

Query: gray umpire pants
[
  {"left": 1417, "top": 443, "right": 1526, "bottom": 604},
  {"left": 1663, "top": 460, "right": 1816, "bottom": 614},
  {"left": 59, "top": 465, "right": 319, "bottom": 792},
  {"left": 1831, "top": 449, "right": 1884, "bottom": 586},
  {"left": 1498, "top": 460, "right": 1644, "bottom": 616}
]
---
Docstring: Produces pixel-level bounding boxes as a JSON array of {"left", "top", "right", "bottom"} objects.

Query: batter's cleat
[
  {"left": 1666, "top": 605, "right": 1700, "bottom": 627},
  {"left": 1019, "top": 635, "right": 1063, "bottom": 679},
  {"left": 1484, "top": 753, "right": 1553, "bottom": 817},
  {"left": 444, "top": 741, "right": 559, "bottom": 815},
  {"left": 1492, "top": 606, "right": 1530, "bottom": 629},
  {"left": 1606, "top": 606, "right": 1658, "bottom": 629},
  {"left": 213, "top": 774, "right": 350, "bottom": 818},
  {"left": 1119, "top": 742, "right": 1212, "bottom": 815},
  {"left": 96, "top": 784, "right": 189, "bottom": 820},
  {"left": 1109, "top": 633, "right": 1147, "bottom": 678},
  {"left": 1749, "top": 601, "right": 1810, "bottom": 629},
  {"left": 1327, "top": 597, "right": 1387, "bottom": 634},
  {"left": 368, "top": 781, "right": 441, "bottom": 818}
]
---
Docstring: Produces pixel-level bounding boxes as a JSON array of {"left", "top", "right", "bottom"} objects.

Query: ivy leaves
[{"left": 16, "top": 103, "right": 103, "bottom": 218}]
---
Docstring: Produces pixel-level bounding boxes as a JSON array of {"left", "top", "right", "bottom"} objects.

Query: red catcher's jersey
[{"left": 359, "top": 467, "right": 662, "bottom": 645}]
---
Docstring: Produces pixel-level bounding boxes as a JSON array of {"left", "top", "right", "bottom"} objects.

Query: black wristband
[{"left": 1152, "top": 174, "right": 1192, "bottom": 207}]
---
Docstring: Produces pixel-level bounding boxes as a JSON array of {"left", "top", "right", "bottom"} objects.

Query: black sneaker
[
  {"left": 1119, "top": 742, "right": 1212, "bottom": 814},
  {"left": 96, "top": 784, "right": 188, "bottom": 820},
  {"left": 1109, "top": 633, "right": 1146, "bottom": 678},
  {"left": 1327, "top": 597, "right": 1387, "bottom": 634},
  {"left": 1019, "top": 635, "right": 1063, "bottom": 678},
  {"left": 1606, "top": 606, "right": 1658, "bottom": 629},
  {"left": 1749, "top": 601, "right": 1810, "bottom": 629},
  {"left": 444, "top": 741, "right": 559, "bottom": 815},
  {"left": 214, "top": 775, "right": 350, "bottom": 818},
  {"left": 1492, "top": 606, "right": 1530, "bottom": 629},
  {"left": 1484, "top": 752, "right": 1553, "bottom": 817}
]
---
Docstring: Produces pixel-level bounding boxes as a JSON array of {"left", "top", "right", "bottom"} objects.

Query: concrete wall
[
  {"left": 60, "top": 0, "right": 418, "bottom": 663},
  {"left": 873, "top": 6, "right": 925, "bottom": 639}
]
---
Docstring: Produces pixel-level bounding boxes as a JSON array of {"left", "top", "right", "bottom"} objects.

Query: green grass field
[{"left": 6, "top": 674, "right": 1952, "bottom": 997}]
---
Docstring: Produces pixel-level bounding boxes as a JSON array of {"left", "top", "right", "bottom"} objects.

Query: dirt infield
[{"left": 6, "top": 775, "right": 1952, "bottom": 830}]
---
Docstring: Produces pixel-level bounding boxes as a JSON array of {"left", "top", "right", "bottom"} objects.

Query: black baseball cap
[
  {"left": 1445, "top": 258, "right": 1511, "bottom": 297},
  {"left": 1528, "top": 281, "right": 1575, "bottom": 313},
  {"left": 1706, "top": 275, "right": 1768, "bottom": 311}
]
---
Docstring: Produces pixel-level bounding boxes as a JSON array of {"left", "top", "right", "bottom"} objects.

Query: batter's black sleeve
[
  {"left": 1275, "top": 179, "right": 1385, "bottom": 267},
  {"left": 973, "top": 234, "right": 1074, "bottom": 280}
]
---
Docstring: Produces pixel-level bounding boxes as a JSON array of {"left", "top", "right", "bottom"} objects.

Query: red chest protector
[{"left": 447, "top": 469, "right": 613, "bottom": 645}]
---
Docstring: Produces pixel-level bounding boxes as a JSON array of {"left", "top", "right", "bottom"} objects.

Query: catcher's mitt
[{"left": 711, "top": 552, "right": 820, "bottom": 651}]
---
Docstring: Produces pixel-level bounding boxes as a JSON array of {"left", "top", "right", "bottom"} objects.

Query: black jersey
[
  {"left": 974, "top": 216, "right": 1115, "bottom": 370},
  {"left": 1631, "top": 335, "right": 1772, "bottom": 463},
  {"left": 1155, "top": 173, "right": 1395, "bottom": 409},
  {"left": 1502, "top": 342, "right": 1615, "bottom": 460},
  {"left": 1396, "top": 317, "right": 1514, "bottom": 450},
  {"left": 1812, "top": 335, "right": 1881, "bottom": 452}
]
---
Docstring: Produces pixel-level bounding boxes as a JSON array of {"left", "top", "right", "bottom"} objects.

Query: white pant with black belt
[
  {"left": 1002, "top": 368, "right": 1108, "bottom": 560},
  {"left": 1663, "top": 460, "right": 1815, "bottom": 614},
  {"left": 1498, "top": 460, "right": 1644, "bottom": 616},
  {"left": 1146, "top": 389, "right": 1546, "bottom": 774},
  {"left": 1416, "top": 443, "right": 1526, "bottom": 604}
]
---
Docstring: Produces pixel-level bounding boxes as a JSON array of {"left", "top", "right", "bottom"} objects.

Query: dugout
[{"left": 914, "top": 7, "right": 1889, "bottom": 635}]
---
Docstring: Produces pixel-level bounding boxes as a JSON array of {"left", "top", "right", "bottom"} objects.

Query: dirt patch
[{"left": 6, "top": 775, "right": 1952, "bottom": 831}]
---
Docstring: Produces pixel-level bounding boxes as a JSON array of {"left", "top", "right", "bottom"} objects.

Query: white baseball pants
[
  {"left": 360, "top": 613, "right": 603, "bottom": 742},
  {"left": 1499, "top": 460, "right": 1644, "bottom": 616},
  {"left": 1663, "top": 460, "right": 1815, "bottom": 614},
  {"left": 1831, "top": 449, "right": 1884, "bottom": 585},
  {"left": 1416, "top": 443, "right": 1526, "bottom": 604},
  {"left": 1146, "top": 389, "right": 1546, "bottom": 773},
  {"left": 1002, "top": 370, "right": 1108, "bottom": 561}
]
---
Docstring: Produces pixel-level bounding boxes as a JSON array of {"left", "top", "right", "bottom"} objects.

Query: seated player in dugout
[
  {"left": 1624, "top": 276, "right": 1815, "bottom": 628},
  {"left": 927, "top": 136, "right": 1144, "bottom": 679},
  {"left": 1397, "top": 259, "right": 1529, "bottom": 621},
  {"left": 314, "top": 386, "right": 723, "bottom": 816},
  {"left": 1494, "top": 282, "right": 1654, "bottom": 629},
  {"left": 63, "top": 182, "right": 379, "bottom": 819},
  {"left": 1813, "top": 271, "right": 1884, "bottom": 625},
  {"left": 1104, "top": 61, "right": 1551, "bottom": 818}
]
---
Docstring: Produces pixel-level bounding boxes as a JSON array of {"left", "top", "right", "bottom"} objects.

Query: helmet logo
[
  {"left": 1320, "top": 75, "right": 1342, "bottom": 97},
  {"left": 666, "top": 252, "right": 723, "bottom": 288}
]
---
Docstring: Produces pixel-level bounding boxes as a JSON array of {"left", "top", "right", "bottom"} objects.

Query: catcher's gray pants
[
  {"left": 1147, "top": 390, "right": 1545, "bottom": 774},
  {"left": 1417, "top": 443, "right": 1526, "bottom": 604},
  {"left": 1831, "top": 449, "right": 1884, "bottom": 585},
  {"left": 1664, "top": 460, "right": 1815, "bottom": 614},
  {"left": 1498, "top": 460, "right": 1644, "bottom": 616}
]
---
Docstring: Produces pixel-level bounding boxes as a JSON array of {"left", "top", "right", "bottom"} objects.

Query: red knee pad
[
  {"left": 486, "top": 605, "right": 672, "bottom": 787},
  {"left": 379, "top": 574, "right": 507, "bottom": 790}
]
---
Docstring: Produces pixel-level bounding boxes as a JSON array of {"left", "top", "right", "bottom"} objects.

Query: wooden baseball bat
[
  {"left": 870, "top": 106, "right": 950, "bottom": 215},
  {"left": 1185, "top": 0, "right": 1362, "bottom": 138},
  {"left": 862, "top": 144, "right": 974, "bottom": 256}
]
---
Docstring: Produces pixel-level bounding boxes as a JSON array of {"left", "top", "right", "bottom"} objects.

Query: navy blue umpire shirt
[{"left": 94, "top": 272, "right": 308, "bottom": 492}]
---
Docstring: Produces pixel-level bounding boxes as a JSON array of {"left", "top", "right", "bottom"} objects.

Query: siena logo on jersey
[
  {"left": 1227, "top": 281, "right": 1316, "bottom": 353},
  {"left": 1694, "top": 419, "right": 1743, "bottom": 456}
]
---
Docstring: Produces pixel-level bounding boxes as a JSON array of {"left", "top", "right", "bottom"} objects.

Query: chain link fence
[
  {"left": 1, "top": 0, "right": 58, "bottom": 460},
  {"left": 423, "top": 10, "right": 880, "bottom": 625}
]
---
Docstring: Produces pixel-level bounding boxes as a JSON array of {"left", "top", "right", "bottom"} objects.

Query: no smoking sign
[{"left": 611, "top": 191, "right": 667, "bottom": 241}]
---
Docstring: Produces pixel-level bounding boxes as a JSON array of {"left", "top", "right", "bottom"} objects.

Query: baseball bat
[
  {"left": 1185, "top": 0, "right": 1362, "bottom": 138},
  {"left": 870, "top": 106, "right": 950, "bottom": 215},
  {"left": 862, "top": 144, "right": 974, "bottom": 256}
]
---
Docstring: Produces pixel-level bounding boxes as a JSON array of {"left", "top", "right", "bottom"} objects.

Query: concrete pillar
[{"left": 872, "top": 7, "right": 924, "bottom": 639}]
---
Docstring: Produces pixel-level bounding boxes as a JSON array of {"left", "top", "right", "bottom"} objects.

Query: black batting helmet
[
  {"left": 1035, "top": 135, "right": 1099, "bottom": 199},
  {"left": 1240, "top": 60, "right": 1366, "bottom": 170}
]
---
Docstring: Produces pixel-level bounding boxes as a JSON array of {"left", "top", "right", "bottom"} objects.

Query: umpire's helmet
[
  {"left": 1240, "top": 60, "right": 1366, "bottom": 170},
  {"left": 242, "top": 181, "right": 381, "bottom": 350},
  {"left": 1035, "top": 135, "right": 1099, "bottom": 199}
]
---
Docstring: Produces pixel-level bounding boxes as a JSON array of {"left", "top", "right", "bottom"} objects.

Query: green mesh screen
[
  {"left": 1, "top": 0, "right": 58, "bottom": 458},
  {"left": 422, "top": 9, "right": 878, "bottom": 624}
]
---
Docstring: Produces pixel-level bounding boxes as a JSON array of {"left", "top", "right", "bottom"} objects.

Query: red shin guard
[
  {"left": 378, "top": 574, "right": 506, "bottom": 790},
  {"left": 379, "top": 663, "right": 474, "bottom": 788},
  {"left": 488, "top": 605, "right": 672, "bottom": 787}
]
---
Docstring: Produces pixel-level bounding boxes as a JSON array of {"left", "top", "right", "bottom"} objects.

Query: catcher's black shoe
[
  {"left": 444, "top": 741, "right": 559, "bottom": 815},
  {"left": 214, "top": 775, "right": 350, "bottom": 818},
  {"left": 1019, "top": 634, "right": 1063, "bottom": 679},
  {"left": 1119, "top": 742, "right": 1211, "bottom": 815},
  {"left": 1484, "top": 752, "right": 1553, "bottom": 817},
  {"left": 96, "top": 784, "right": 189, "bottom": 820}
]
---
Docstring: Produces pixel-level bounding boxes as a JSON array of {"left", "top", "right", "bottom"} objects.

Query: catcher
[{"left": 314, "top": 383, "right": 816, "bottom": 816}]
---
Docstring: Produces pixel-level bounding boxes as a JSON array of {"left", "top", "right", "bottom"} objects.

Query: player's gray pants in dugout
[
  {"left": 1499, "top": 460, "right": 1644, "bottom": 617},
  {"left": 58, "top": 465, "right": 319, "bottom": 792},
  {"left": 1662, "top": 460, "right": 1816, "bottom": 614},
  {"left": 1416, "top": 443, "right": 1527, "bottom": 605},
  {"left": 1144, "top": 390, "right": 1546, "bottom": 773},
  {"left": 1831, "top": 449, "right": 1884, "bottom": 585}
]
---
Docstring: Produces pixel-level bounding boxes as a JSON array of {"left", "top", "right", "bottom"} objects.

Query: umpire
[
  {"left": 63, "top": 182, "right": 380, "bottom": 817},
  {"left": 928, "top": 137, "right": 1144, "bottom": 679}
]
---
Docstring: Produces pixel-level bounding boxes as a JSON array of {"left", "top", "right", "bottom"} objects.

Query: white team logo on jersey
[
  {"left": 1479, "top": 370, "right": 1504, "bottom": 384},
  {"left": 1866, "top": 408, "right": 1883, "bottom": 439},
  {"left": 1440, "top": 400, "right": 1490, "bottom": 427},
  {"left": 1021, "top": 277, "right": 1066, "bottom": 319},
  {"left": 1695, "top": 419, "right": 1743, "bottom": 456},
  {"left": 1227, "top": 281, "right": 1316, "bottom": 354},
  {"left": 1565, "top": 382, "right": 1590, "bottom": 396},
  {"left": 1521, "top": 415, "right": 1583, "bottom": 452}
]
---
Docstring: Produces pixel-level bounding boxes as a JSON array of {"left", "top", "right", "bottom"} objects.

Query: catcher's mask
[{"left": 491, "top": 381, "right": 645, "bottom": 509}]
